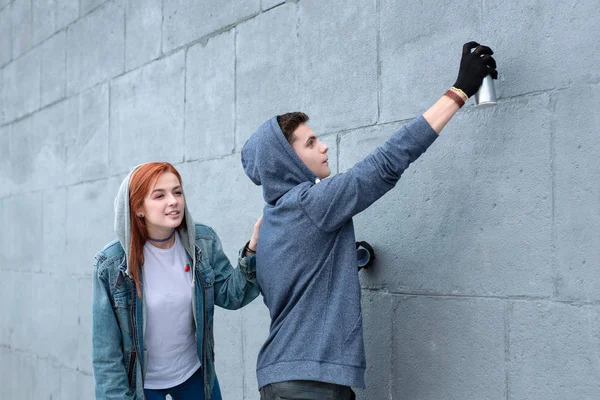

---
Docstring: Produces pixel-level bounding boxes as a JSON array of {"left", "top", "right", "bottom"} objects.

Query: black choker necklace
[{"left": 148, "top": 229, "right": 175, "bottom": 242}]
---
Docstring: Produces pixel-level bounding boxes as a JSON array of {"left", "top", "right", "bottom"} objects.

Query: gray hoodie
[{"left": 242, "top": 115, "right": 438, "bottom": 389}]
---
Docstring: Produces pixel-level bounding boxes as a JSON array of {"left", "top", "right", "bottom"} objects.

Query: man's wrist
[
  {"left": 450, "top": 86, "right": 469, "bottom": 101},
  {"left": 444, "top": 89, "right": 466, "bottom": 108}
]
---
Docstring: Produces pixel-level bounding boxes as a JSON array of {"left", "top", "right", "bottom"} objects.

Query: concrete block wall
[{"left": 0, "top": 0, "right": 598, "bottom": 399}]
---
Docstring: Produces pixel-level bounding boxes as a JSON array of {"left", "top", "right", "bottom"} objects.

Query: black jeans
[{"left": 259, "top": 380, "right": 356, "bottom": 400}]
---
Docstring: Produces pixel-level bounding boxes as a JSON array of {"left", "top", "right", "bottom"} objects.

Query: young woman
[{"left": 92, "top": 162, "right": 261, "bottom": 400}]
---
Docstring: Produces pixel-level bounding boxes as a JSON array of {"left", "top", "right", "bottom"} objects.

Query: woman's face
[{"left": 139, "top": 172, "right": 185, "bottom": 236}]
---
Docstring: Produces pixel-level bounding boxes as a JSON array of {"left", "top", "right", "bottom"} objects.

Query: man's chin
[{"left": 320, "top": 169, "right": 331, "bottom": 179}]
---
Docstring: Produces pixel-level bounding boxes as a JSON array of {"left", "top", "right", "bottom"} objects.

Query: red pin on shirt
[{"left": 184, "top": 264, "right": 190, "bottom": 272}]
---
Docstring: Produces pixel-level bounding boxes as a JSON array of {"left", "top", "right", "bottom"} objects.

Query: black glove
[{"left": 453, "top": 41, "right": 498, "bottom": 98}]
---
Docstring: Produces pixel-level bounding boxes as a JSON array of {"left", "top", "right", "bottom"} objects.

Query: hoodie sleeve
[{"left": 298, "top": 116, "right": 438, "bottom": 233}]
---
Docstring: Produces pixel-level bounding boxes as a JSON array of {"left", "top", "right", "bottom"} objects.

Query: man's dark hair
[{"left": 277, "top": 112, "right": 309, "bottom": 145}]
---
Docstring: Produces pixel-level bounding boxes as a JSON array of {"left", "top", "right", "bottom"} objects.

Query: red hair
[{"left": 128, "top": 162, "right": 186, "bottom": 297}]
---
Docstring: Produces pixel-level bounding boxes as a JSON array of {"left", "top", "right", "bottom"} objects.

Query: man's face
[{"left": 291, "top": 123, "right": 330, "bottom": 179}]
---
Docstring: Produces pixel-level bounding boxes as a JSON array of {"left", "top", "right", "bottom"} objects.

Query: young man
[{"left": 241, "top": 42, "right": 497, "bottom": 399}]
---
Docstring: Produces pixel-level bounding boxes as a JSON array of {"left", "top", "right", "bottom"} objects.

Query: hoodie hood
[
  {"left": 241, "top": 116, "right": 318, "bottom": 204},
  {"left": 114, "top": 165, "right": 198, "bottom": 276}
]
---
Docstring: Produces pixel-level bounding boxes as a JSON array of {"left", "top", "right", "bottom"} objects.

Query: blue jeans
[{"left": 143, "top": 368, "right": 222, "bottom": 400}]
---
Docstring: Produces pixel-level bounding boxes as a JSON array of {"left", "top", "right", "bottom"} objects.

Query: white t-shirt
[{"left": 142, "top": 232, "right": 201, "bottom": 389}]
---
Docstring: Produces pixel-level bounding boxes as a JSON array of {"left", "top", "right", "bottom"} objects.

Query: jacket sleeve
[
  {"left": 209, "top": 229, "right": 260, "bottom": 310},
  {"left": 92, "top": 261, "right": 134, "bottom": 400},
  {"left": 298, "top": 116, "right": 438, "bottom": 232}
]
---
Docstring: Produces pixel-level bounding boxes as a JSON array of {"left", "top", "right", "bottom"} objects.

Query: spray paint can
[{"left": 473, "top": 75, "right": 497, "bottom": 108}]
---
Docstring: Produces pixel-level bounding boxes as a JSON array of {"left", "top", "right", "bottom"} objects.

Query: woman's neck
[{"left": 146, "top": 228, "right": 176, "bottom": 249}]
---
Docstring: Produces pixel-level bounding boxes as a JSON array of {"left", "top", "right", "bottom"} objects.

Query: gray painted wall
[{"left": 1, "top": 0, "right": 599, "bottom": 399}]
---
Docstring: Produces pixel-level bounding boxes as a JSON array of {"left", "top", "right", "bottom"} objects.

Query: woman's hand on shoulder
[{"left": 248, "top": 215, "right": 263, "bottom": 252}]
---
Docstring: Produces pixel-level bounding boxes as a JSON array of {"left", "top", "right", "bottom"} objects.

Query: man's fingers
[
  {"left": 463, "top": 41, "right": 480, "bottom": 55},
  {"left": 481, "top": 55, "right": 497, "bottom": 69},
  {"left": 474, "top": 45, "right": 494, "bottom": 56},
  {"left": 487, "top": 68, "right": 498, "bottom": 79}
]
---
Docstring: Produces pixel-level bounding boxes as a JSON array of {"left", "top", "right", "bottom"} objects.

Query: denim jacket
[{"left": 92, "top": 223, "right": 260, "bottom": 399}]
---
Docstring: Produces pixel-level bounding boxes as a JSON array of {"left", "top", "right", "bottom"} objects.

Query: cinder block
[
  {"left": 235, "top": 3, "right": 300, "bottom": 150},
  {"left": 23, "top": 99, "right": 72, "bottom": 191},
  {"left": 354, "top": 291, "right": 393, "bottom": 400},
  {"left": 6, "top": 271, "right": 33, "bottom": 352},
  {"left": 60, "top": 368, "right": 95, "bottom": 400},
  {"left": 213, "top": 308, "right": 244, "bottom": 399},
  {"left": 55, "top": 0, "right": 79, "bottom": 30},
  {"left": 177, "top": 155, "right": 264, "bottom": 262},
  {"left": 0, "top": 6, "right": 11, "bottom": 66},
  {"left": 553, "top": 87, "right": 600, "bottom": 302},
  {"left": 3, "top": 351, "right": 34, "bottom": 399},
  {"left": 31, "top": 357, "right": 61, "bottom": 400},
  {"left": 110, "top": 51, "right": 185, "bottom": 173},
  {"left": 241, "top": 299, "right": 270, "bottom": 396},
  {"left": 185, "top": 31, "right": 235, "bottom": 161},
  {"left": 0, "top": 349, "right": 14, "bottom": 397},
  {"left": 40, "top": 31, "right": 67, "bottom": 107},
  {"left": 42, "top": 188, "right": 67, "bottom": 274},
  {"left": 340, "top": 95, "right": 554, "bottom": 297},
  {"left": 11, "top": 0, "right": 33, "bottom": 59},
  {"left": 66, "top": 177, "right": 121, "bottom": 274},
  {"left": 30, "top": 273, "right": 62, "bottom": 358},
  {"left": 58, "top": 274, "right": 81, "bottom": 368},
  {"left": 0, "top": 270, "right": 14, "bottom": 344},
  {"left": 162, "top": 0, "right": 260, "bottom": 53},
  {"left": 66, "top": 0, "right": 124, "bottom": 95},
  {"left": 0, "top": 347, "right": 11, "bottom": 395},
  {"left": 9, "top": 116, "right": 37, "bottom": 188},
  {"left": 1, "top": 193, "right": 43, "bottom": 272},
  {"left": 379, "top": 0, "right": 480, "bottom": 122},
  {"left": 66, "top": 83, "right": 109, "bottom": 184},
  {"left": 0, "top": 124, "right": 16, "bottom": 197},
  {"left": 32, "top": 0, "right": 56, "bottom": 45},
  {"left": 261, "top": 0, "right": 285, "bottom": 10},
  {"left": 509, "top": 301, "right": 600, "bottom": 399},
  {"left": 297, "top": 0, "right": 377, "bottom": 133},
  {"left": 80, "top": 0, "right": 108, "bottom": 16},
  {"left": 482, "top": 1, "right": 600, "bottom": 98},
  {"left": 0, "top": 68, "right": 2, "bottom": 124},
  {"left": 393, "top": 296, "right": 506, "bottom": 399},
  {"left": 76, "top": 276, "right": 93, "bottom": 374},
  {"left": 125, "top": 0, "right": 162, "bottom": 70},
  {"left": 3, "top": 49, "right": 41, "bottom": 122}
]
